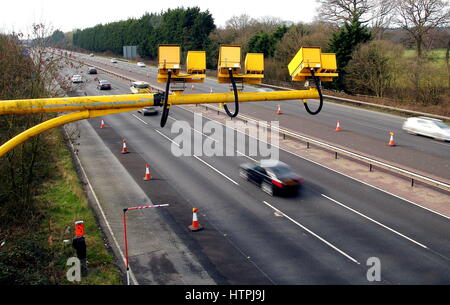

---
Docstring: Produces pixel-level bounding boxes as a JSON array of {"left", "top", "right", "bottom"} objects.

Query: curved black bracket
[
  {"left": 303, "top": 68, "right": 323, "bottom": 115},
  {"left": 160, "top": 70, "right": 172, "bottom": 128},
  {"left": 223, "top": 68, "right": 239, "bottom": 118}
]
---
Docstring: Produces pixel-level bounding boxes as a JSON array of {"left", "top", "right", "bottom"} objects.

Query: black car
[
  {"left": 137, "top": 107, "right": 158, "bottom": 116},
  {"left": 88, "top": 67, "right": 97, "bottom": 74},
  {"left": 239, "top": 160, "right": 304, "bottom": 196},
  {"left": 97, "top": 80, "right": 111, "bottom": 90}
]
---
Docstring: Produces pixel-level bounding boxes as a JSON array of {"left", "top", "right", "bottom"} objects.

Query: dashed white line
[
  {"left": 131, "top": 114, "right": 149, "bottom": 125},
  {"left": 262, "top": 200, "right": 360, "bottom": 265},
  {"left": 194, "top": 156, "right": 239, "bottom": 186},
  {"left": 155, "top": 129, "right": 180, "bottom": 147},
  {"left": 321, "top": 194, "right": 429, "bottom": 249}
]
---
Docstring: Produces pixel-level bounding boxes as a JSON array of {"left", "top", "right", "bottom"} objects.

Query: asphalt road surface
[
  {"left": 73, "top": 52, "right": 450, "bottom": 181},
  {"left": 61, "top": 61, "right": 450, "bottom": 284}
]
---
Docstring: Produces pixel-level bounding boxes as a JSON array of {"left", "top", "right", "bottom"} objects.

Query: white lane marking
[
  {"left": 262, "top": 200, "right": 360, "bottom": 265},
  {"left": 64, "top": 126, "right": 139, "bottom": 285},
  {"left": 194, "top": 156, "right": 239, "bottom": 186},
  {"left": 156, "top": 127, "right": 239, "bottom": 185},
  {"left": 155, "top": 129, "right": 180, "bottom": 147},
  {"left": 169, "top": 114, "right": 255, "bottom": 161},
  {"left": 237, "top": 150, "right": 257, "bottom": 162},
  {"left": 131, "top": 114, "right": 149, "bottom": 125},
  {"left": 321, "top": 194, "right": 429, "bottom": 249},
  {"left": 177, "top": 107, "right": 450, "bottom": 221}
]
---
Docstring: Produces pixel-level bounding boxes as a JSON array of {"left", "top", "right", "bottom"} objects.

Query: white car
[
  {"left": 402, "top": 117, "right": 450, "bottom": 141},
  {"left": 111, "top": 58, "right": 118, "bottom": 63},
  {"left": 137, "top": 62, "right": 146, "bottom": 67},
  {"left": 71, "top": 75, "right": 83, "bottom": 83}
]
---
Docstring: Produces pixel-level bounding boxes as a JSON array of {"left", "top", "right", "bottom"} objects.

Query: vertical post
[{"left": 123, "top": 208, "right": 130, "bottom": 285}]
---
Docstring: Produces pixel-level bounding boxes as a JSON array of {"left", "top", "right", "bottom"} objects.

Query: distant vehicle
[
  {"left": 239, "top": 160, "right": 304, "bottom": 196},
  {"left": 97, "top": 80, "right": 111, "bottom": 90},
  {"left": 110, "top": 58, "right": 118, "bottom": 63},
  {"left": 87, "top": 67, "right": 97, "bottom": 74},
  {"left": 137, "top": 62, "right": 146, "bottom": 67},
  {"left": 402, "top": 117, "right": 450, "bottom": 141},
  {"left": 71, "top": 75, "right": 83, "bottom": 83},
  {"left": 130, "top": 81, "right": 152, "bottom": 94},
  {"left": 137, "top": 107, "right": 158, "bottom": 116},
  {"left": 90, "top": 53, "right": 94, "bottom": 57}
]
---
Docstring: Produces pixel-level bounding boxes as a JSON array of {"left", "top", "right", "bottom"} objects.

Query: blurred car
[
  {"left": 137, "top": 62, "right": 146, "bottom": 67},
  {"left": 130, "top": 81, "right": 152, "bottom": 94},
  {"left": 239, "top": 160, "right": 304, "bottom": 196},
  {"left": 97, "top": 80, "right": 111, "bottom": 90},
  {"left": 110, "top": 58, "right": 118, "bottom": 63},
  {"left": 71, "top": 75, "right": 83, "bottom": 83},
  {"left": 87, "top": 67, "right": 97, "bottom": 74},
  {"left": 402, "top": 117, "right": 450, "bottom": 141},
  {"left": 137, "top": 107, "right": 158, "bottom": 116}
]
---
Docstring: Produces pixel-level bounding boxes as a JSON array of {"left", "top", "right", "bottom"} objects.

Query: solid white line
[
  {"left": 262, "top": 200, "right": 360, "bottom": 265},
  {"left": 131, "top": 114, "right": 149, "bottom": 125},
  {"left": 177, "top": 107, "right": 450, "bottom": 221},
  {"left": 64, "top": 126, "right": 139, "bottom": 285},
  {"left": 321, "top": 194, "right": 428, "bottom": 249},
  {"left": 194, "top": 156, "right": 239, "bottom": 186}
]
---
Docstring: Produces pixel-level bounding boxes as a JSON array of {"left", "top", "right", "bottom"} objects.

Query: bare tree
[
  {"left": 316, "top": 0, "right": 376, "bottom": 24},
  {"left": 394, "top": 0, "right": 450, "bottom": 58},
  {"left": 316, "top": 0, "right": 396, "bottom": 36},
  {"left": 225, "top": 14, "right": 256, "bottom": 31},
  {"left": 370, "top": 0, "right": 396, "bottom": 39}
]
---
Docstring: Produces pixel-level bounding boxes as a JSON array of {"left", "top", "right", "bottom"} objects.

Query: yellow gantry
[
  {"left": 0, "top": 46, "right": 338, "bottom": 158},
  {"left": 0, "top": 89, "right": 320, "bottom": 157}
]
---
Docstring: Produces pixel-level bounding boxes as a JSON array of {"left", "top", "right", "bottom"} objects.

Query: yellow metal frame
[
  {"left": 0, "top": 46, "right": 339, "bottom": 158},
  {"left": 0, "top": 89, "right": 320, "bottom": 157},
  {"left": 158, "top": 45, "right": 206, "bottom": 84}
]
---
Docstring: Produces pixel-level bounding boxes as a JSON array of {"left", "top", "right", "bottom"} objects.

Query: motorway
[
  {"left": 58, "top": 55, "right": 450, "bottom": 284},
  {"left": 73, "top": 52, "right": 450, "bottom": 182}
]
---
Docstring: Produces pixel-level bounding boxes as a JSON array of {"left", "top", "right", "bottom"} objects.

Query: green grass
[
  {"left": 35, "top": 129, "right": 122, "bottom": 285},
  {"left": 9, "top": 129, "right": 121, "bottom": 285}
]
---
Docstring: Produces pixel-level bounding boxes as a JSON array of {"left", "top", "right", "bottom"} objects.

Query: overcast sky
[{"left": 0, "top": 0, "right": 320, "bottom": 36}]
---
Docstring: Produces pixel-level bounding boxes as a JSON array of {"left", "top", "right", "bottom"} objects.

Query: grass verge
[{"left": 0, "top": 127, "right": 121, "bottom": 285}]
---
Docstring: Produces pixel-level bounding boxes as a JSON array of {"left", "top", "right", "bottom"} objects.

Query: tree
[
  {"left": 394, "top": 0, "right": 450, "bottom": 59},
  {"left": 316, "top": 0, "right": 395, "bottom": 37},
  {"left": 344, "top": 40, "right": 403, "bottom": 97},
  {"left": 328, "top": 18, "right": 372, "bottom": 90}
]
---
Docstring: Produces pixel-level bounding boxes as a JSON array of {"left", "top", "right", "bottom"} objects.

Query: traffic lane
[
  {"left": 74, "top": 61, "right": 450, "bottom": 259},
  {"left": 75, "top": 52, "right": 450, "bottom": 162},
  {"left": 102, "top": 111, "right": 366, "bottom": 284},
  {"left": 172, "top": 105, "right": 450, "bottom": 257},
  {"left": 166, "top": 107, "right": 450, "bottom": 283},
  {"left": 239, "top": 97, "right": 450, "bottom": 160},
  {"left": 77, "top": 63, "right": 450, "bottom": 282}
]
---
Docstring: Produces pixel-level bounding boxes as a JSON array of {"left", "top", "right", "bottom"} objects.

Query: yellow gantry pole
[
  {"left": 0, "top": 89, "right": 320, "bottom": 157},
  {"left": 0, "top": 108, "right": 140, "bottom": 158},
  {"left": 0, "top": 89, "right": 319, "bottom": 115}
]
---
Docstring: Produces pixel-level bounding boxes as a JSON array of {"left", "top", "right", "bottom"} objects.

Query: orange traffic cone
[
  {"left": 277, "top": 104, "right": 283, "bottom": 115},
  {"left": 388, "top": 132, "right": 396, "bottom": 146},
  {"left": 121, "top": 140, "right": 129, "bottom": 154},
  {"left": 100, "top": 120, "right": 105, "bottom": 129},
  {"left": 336, "top": 120, "right": 341, "bottom": 132},
  {"left": 143, "top": 164, "right": 152, "bottom": 181},
  {"left": 188, "top": 208, "right": 203, "bottom": 232}
]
